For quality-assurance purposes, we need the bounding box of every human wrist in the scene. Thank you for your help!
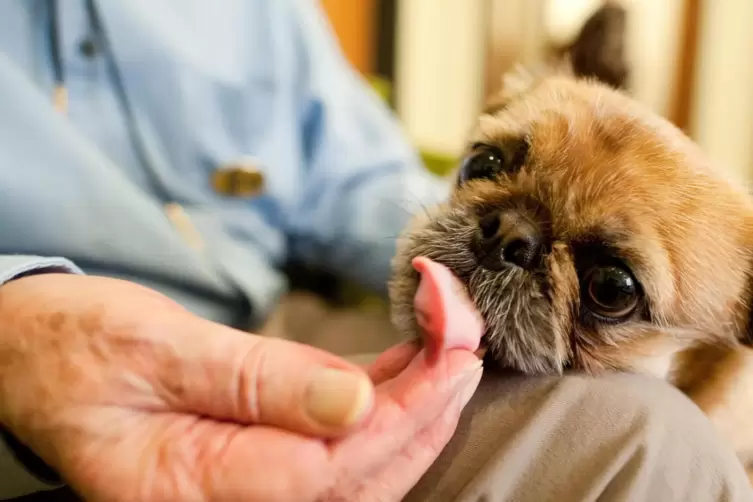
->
[0,271,76,427]
[0,259,82,488]
[0,323,63,487]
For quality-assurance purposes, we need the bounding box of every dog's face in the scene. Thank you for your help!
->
[390,73,753,378]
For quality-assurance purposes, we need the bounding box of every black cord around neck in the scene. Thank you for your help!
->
[46,0,64,87]
[46,0,172,201]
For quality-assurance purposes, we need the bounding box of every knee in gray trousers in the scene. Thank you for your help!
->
[407,371,753,502]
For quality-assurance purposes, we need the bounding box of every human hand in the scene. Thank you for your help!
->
[0,274,482,501]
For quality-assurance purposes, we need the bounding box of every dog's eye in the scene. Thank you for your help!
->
[458,141,527,184]
[582,265,639,320]
[459,147,505,183]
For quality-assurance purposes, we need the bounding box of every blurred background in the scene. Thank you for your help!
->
[321,0,753,184]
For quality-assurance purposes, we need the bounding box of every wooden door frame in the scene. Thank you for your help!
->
[669,0,701,131]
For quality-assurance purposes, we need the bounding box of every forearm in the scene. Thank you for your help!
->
[0,256,81,499]
[291,167,452,294]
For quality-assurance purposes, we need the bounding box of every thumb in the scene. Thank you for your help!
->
[146,317,375,438]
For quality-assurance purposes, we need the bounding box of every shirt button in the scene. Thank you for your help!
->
[212,160,266,197]
[78,37,99,59]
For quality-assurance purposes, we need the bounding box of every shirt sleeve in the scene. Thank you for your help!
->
[0,256,82,499]
[284,0,453,295]
[0,256,83,284]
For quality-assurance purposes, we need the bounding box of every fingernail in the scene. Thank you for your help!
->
[305,368,374,428]
[459,367,483,408]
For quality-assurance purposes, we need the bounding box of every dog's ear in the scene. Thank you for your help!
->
[483,61,574,116]
[568,1,629,89]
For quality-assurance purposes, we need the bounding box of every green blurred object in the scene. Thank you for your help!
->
[367,74,392,104]
[420,150,457,177]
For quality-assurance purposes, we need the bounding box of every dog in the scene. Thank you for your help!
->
[388,65,753,471]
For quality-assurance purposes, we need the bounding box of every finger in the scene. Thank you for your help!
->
[365,341,421,384]
[355,369,483,502]
[378,345,481,414]
[329,349,482,485]
[146,317,376,438]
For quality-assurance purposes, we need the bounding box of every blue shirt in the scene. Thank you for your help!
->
[0,0,451,497]
[0,0,450,330]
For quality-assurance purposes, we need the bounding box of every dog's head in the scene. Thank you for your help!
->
[389,71,753,378]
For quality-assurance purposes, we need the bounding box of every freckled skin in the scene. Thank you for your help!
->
[47,311,66,332]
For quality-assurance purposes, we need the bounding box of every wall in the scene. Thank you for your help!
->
[393,0,487,158]
[623,0,684,117]
[690,0,753,183]
[487,0,548,97]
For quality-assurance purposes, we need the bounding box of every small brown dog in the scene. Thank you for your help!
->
[388,66,753,471]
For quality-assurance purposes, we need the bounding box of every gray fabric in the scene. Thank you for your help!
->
[407,370,753,502]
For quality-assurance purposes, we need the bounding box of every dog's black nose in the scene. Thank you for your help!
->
[476,209,541,270]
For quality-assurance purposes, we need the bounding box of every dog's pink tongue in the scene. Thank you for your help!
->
[412,257,484,364]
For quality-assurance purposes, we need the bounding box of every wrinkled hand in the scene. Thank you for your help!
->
[0,274,482,501]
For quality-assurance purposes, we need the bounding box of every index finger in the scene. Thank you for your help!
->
[327,348,482,488]
[365,341,421,385]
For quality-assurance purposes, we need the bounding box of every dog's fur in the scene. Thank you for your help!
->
[388,66,753,469]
